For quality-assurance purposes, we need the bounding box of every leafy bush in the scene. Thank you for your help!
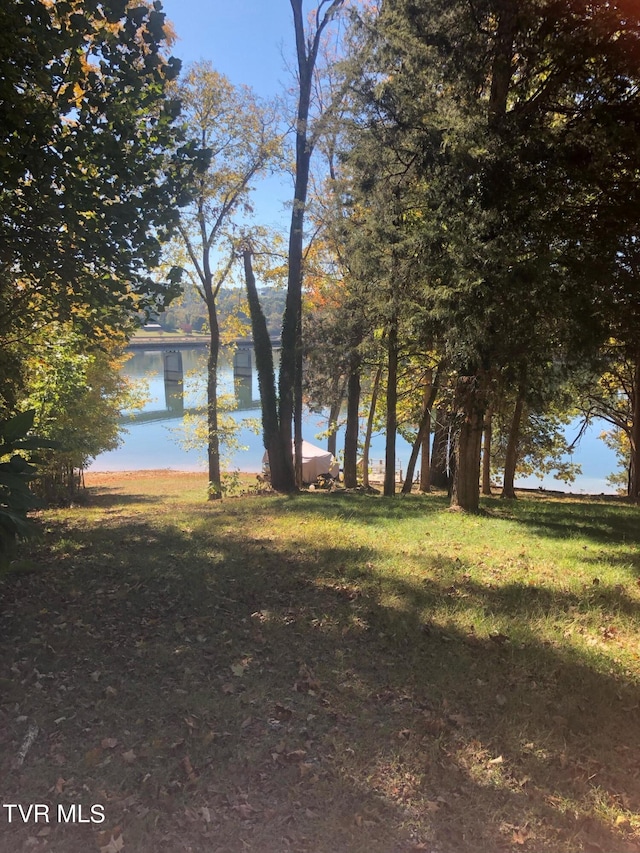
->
[0,410,47,563]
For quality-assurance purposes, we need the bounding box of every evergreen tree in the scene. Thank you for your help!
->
[346,0,640,509]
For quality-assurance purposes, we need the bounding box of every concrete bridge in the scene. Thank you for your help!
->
[127,335,281,351]
[121,344,265,424]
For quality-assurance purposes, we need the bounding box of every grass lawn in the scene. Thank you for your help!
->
[1,472,640,853]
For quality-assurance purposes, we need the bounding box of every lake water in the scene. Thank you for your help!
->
[89,345,620,495]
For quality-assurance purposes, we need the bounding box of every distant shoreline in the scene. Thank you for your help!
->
[83,469,623,500]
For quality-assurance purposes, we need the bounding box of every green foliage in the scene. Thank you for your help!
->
[23,323,141,503]
[0,410,53,563]
[0,0,205,412]
[493,408,582,485]
[337,0,640,505]
[601,427,630,494]
[175,390,252,489]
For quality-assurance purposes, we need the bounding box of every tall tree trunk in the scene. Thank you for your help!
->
[384,317,399,497]
[430,409,452,490]
[629,353,640,500]
[501,385,526,499]
[243,250,293,492]
[206,302,222,500]
[450,376,485,512]
[279,0,343,489]
[419,409,431,492]
[326,385,343,458]
[278,138,309,489]
[278,4,313,491]
[362,361,383,489]
[402,367,440,494]
[482,407,493,496]
[294,308,304,488]
[343,358,361,488]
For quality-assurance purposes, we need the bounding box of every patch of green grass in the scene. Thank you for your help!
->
[1,478,640,852]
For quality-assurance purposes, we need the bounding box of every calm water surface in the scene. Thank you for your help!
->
[89,345,619,494]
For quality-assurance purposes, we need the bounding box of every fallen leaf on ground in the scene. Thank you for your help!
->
[234,802,257,819]
[99,833,124,853]
[512,828,530,845]
[285,749,307,762]
[182,755,197,782]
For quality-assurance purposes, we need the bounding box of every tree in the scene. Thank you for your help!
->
[282,0,348,489]
[243,0,348,493]
[24,322,139,503]
[0,411,51,564]
[583,239,640,499]
[346,0,640,510]
[0,0,203,414]
[174,62,279,499]
[487,377,582,497]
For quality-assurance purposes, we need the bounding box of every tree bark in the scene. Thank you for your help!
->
[629,353,640,500]
[243,249,294,492]
[481,407,493,495]
[430,409,452,490]
[206,300,222,500]
[450,377,485,512]
[326,387,343,458]
[384,317,398,497]
[343,358,361,488]
[280,0,344,488]
[419,410,432,492]
[402,368,439,494]
[501,385,526,499]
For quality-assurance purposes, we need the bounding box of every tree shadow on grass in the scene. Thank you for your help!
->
[485,494,640,547]
[72,487,166,508]
[1,503,639,852]
[283,490,451,525]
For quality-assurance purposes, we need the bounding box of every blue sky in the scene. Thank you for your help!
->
[160,1,297,97]
[160,0,299,232]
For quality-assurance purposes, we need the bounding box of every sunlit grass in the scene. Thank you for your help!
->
[1,476,639,852]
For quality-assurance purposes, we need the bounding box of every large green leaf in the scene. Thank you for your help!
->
[0,410,35,446]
